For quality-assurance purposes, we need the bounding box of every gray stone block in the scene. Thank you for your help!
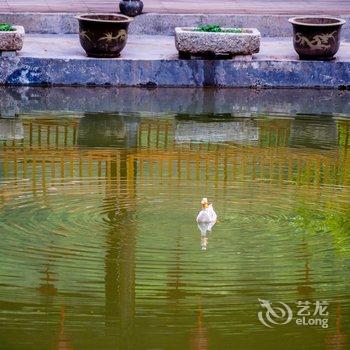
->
[0,34,349,89]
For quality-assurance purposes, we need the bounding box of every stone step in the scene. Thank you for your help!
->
[0,34,349,88]
[0,12,349,39]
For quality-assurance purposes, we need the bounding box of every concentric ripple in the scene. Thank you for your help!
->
[1,114,350,349]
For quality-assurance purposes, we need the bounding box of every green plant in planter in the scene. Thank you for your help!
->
[0,23,15,31]
[196,24,243,33]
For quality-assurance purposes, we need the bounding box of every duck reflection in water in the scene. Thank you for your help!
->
[197,221,216,251]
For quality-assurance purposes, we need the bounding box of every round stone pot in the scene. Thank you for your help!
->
[288,16,346,60]
[119,0,144,17]
[75,14,133,58]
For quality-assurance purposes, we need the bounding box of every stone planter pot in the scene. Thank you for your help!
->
[75,14,133,58]
[119,0,143,17]
[175,27,260,58]
[288,16,346,60]
[0,26,25,52]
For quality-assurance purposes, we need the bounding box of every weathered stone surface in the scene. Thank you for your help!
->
[0,13,78,35]
[0,34,349,88]
[175,27,260,56]
[0,26,24,51]
[0,12,349,39]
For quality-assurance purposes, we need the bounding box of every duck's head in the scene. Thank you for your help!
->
[201,197,209,209]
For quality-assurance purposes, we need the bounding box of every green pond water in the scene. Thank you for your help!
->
[0,110,350,349]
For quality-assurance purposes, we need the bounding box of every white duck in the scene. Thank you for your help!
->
[196,198,217,223]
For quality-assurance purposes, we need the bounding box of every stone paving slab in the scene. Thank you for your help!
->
[0,0,349,14]
[0,34,349,88]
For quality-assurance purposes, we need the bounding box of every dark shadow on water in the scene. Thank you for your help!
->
[77,114,139,148]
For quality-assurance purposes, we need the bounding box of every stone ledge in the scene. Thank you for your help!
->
[0,12,350,39]
[0,34,349,88]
